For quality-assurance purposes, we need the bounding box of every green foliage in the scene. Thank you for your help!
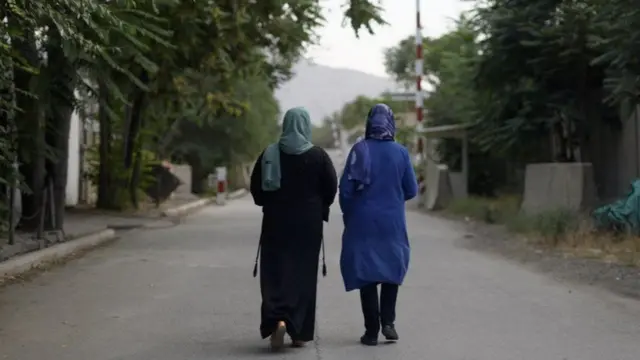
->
[395,124,416,148]
[312,118,338,149]
[472,0,607,159]
[338,95,378,130]
[446,196,579,240]
[590,0,640,117]
[384,18,501,193]
[85,142,158,210]
[382,1,640,195]
[335,95,409,131]
[382,37,415,87]
[447,196,521,224]
[0,0,388,231]
[165,74,281,173]
[383,15,479,128]
[526,209,580,241]
[343,0,387,37]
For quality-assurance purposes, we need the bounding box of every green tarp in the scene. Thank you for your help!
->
[593,179,640,234]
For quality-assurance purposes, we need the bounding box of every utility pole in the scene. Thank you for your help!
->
[330,117,349,167]
[415,0,427,202]
[415,0,424,154]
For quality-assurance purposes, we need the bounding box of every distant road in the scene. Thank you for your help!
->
[325,148,346,175]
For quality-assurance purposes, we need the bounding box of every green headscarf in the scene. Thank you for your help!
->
[261,107,314,191]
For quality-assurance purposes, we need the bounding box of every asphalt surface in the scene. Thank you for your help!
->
[1,198,640,360]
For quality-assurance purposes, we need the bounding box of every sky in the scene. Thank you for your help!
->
[306,0,475,77]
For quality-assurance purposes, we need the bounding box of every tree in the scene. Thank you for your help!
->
[383,14,523,195]
[312,117,339,149]
[165,74,281,193]
[92,0,389,207]
[3,0,170,230]
[471,0,619,162]
[382,0,640,196]
[336,95,409,131]
[383,37,415,88]
[590,0,640,116]
[0,0,388,235]
[384,15,480,127]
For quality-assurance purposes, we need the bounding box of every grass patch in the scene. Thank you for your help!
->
[445,196,640,266]
[447,195,521,224]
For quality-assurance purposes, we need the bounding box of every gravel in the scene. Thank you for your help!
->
[454,218,640,300]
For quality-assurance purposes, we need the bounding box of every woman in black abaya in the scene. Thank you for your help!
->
[250,107,337,350]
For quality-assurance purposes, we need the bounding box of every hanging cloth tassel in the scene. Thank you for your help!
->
[321,236,327,277]
[253,237,327,277]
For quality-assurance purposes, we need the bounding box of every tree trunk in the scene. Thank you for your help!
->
[43,27,77,230]
[124,72,149,209]
[553,121,569,162]
[123,71,148,169]
[0,14,14,231]
[188,154,207,195]
[11,26,45,231]
[129,131,144,209]
[96,78,117,209]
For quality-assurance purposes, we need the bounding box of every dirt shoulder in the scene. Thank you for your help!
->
[440,214,640,301]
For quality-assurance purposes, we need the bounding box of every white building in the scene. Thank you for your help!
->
[65,96,98,207]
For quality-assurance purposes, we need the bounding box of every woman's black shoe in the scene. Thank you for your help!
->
[360,334,378,346]
[381,325,399,341]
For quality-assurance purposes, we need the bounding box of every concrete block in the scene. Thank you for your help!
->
[426,164,454,211]
[521,162,598,214]
[171,164,197,201]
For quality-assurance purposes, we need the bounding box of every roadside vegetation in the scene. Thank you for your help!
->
[446,196,640,267]
[0,0,386,239]
[343,0,640,267]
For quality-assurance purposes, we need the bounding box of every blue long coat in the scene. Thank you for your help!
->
[339,140,418,291]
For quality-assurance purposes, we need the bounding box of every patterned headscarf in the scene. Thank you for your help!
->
[345,104,395,189]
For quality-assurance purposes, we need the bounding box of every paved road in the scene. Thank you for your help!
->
[1,198,640,360]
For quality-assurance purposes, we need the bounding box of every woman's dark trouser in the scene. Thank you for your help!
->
[359,283,399,336]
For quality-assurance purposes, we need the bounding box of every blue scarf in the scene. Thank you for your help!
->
[346,104,396,189]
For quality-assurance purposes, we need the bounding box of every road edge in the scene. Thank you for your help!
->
[162,198,213,217]
[0,190,249,284]
[161,189,248,217]
[228,189,248,200]
[0,228,117,281]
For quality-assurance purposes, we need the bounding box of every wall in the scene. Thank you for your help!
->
[398,111,418,127]
[65,111,81,206]
[588,108,640,203]
[171,164,197,201]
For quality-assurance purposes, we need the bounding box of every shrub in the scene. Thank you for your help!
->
[85,143,160,209]
[531,209,579,242]
[445,195,640,265]
[447,195,520,224]
[446,196,580,241]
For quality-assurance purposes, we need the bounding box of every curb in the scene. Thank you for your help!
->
[161,190,248,217]
[161,198,213,217]
[228,189,248,200]
[0,229,117,280]
[0,191,247,281]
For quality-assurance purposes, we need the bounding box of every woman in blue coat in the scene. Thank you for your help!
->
[339,104,418,346]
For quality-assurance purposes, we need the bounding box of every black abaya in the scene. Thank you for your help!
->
[250,146,337,341]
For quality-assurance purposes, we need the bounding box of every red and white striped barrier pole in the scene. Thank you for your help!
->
[216,166,227,205]
[415,0,426,194]
[415,0,423,134]
[330,120,341,151]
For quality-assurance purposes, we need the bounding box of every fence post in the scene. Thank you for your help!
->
[215,166,227,205]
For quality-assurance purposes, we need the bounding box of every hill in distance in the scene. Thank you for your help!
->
[275,60,397,125]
